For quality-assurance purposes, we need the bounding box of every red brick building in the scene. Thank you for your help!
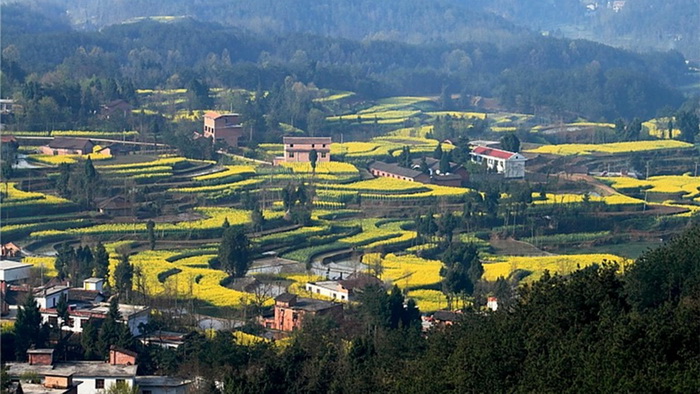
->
[271,293,343,332]
[203,111,243,147]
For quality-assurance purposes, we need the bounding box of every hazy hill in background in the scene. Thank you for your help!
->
[0,0,692,120]
[7,0,699,59]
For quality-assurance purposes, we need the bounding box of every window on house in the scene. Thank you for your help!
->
[289,152,294,158]
[321,152,326,158]
[95,379,105,389]
[48,316,58,327]
[341,295,345,300]
[322,144,326,147]
[311,144,315,148]
[116,379,125,384]
[289,144,294,148]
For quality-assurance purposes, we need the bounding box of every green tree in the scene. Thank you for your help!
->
[439,152,450,174]
[114,252,134,299]
[676,110,699,143]
[218,226,251,278]
[250,204,265,232]
[500,132,520,152]
[93,241,109,279]
[146,220,156,251]
[56,293,69,326]
[419,156,429,174]
[14,292,46,359]
[105,381,140,394]
[433,143,443,160]
[309,148,318,173]
[98,298,133,358]
[81,320,101,360]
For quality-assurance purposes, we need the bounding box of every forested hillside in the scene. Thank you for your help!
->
[1,4,689,121]
[12,0,700,58]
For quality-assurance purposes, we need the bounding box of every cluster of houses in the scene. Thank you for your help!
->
[0,260,190,394]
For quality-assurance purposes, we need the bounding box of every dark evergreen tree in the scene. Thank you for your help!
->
[218,226,251,278]
[93,241,110,279]
[500,132,520,152]
[114,252,134,299]
[14,292,46,360]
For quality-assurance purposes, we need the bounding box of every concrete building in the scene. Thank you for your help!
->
[203,111,243,147]
[8,348,139,394]
[1,99,16,114]
[305,273,383,302]
[305,281,350,301]
[280,136,331,163]
[270,293,343,332]
[368,161,429,183]
[35,285,70,309]
[0,260,32,282]
[40,138,94,156]
[470,146,527,178]
[40,301,150,336]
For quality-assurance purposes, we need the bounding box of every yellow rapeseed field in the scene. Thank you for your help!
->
[526,140,693,156]
[482,254,624,282]
[601,175,700,201]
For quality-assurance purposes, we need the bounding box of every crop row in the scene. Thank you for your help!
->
[526,140,693,156]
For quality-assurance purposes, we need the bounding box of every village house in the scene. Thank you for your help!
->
[369,160,468,186]
[203,111,244,147]
[469,145,527,178]
[411,157,469,186]
[40,138,94,156]
[368,161,429,183]
[0,260,32,316]
[7,347,190,394]
[40,299,150,336]
[305,272,383,302]
[96,195,132,217]
[100,99,132,119]
[277,136,332,164]
[268,293,343,332]
[1,242,22,258]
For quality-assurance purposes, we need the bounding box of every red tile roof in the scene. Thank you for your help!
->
[472,146,517,160]
[204,111,222,119]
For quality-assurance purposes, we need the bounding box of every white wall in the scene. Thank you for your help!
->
[305,283,349,301]
[36,290,68,309]
[0,266,30,282]
[73,376,135,394]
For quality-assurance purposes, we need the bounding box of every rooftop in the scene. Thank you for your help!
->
[471,146,524,160]
[290,297,341,313]
[308,281,347,293]
[204,111,240,119]
[46,138,93,150]
[0,260,32,271]
[7,361,137,378]
[83,278,104,283]
[135,376,191,387]
[369,161,424,179]
[35,286,69,297]
[283,136,332,144]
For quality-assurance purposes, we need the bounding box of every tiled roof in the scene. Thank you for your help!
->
[47,138,93,150]
[369,161,424,179]
[472,146,517,160]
